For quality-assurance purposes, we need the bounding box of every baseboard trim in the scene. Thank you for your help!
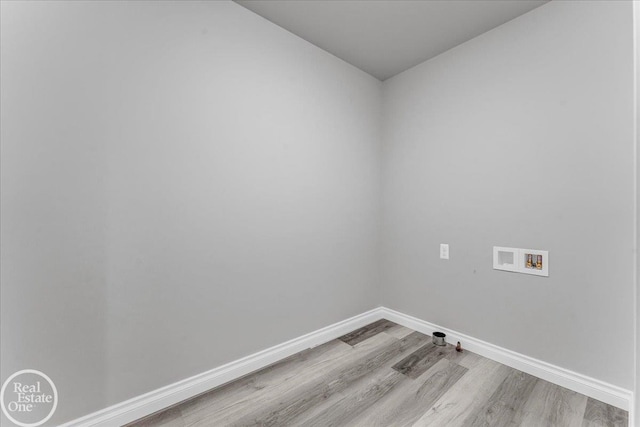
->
[59,307,385,427]
[61,306,633,426]
[380,307,633,412]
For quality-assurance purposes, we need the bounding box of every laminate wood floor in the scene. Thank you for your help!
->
[128,321,628,427]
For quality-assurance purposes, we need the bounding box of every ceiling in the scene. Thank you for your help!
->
[236,0,548,81]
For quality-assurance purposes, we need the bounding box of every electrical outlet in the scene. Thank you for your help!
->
[440,244,449,260]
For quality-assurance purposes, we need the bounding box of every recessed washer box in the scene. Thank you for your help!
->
[493,246,549,277]
[520,248,549,277]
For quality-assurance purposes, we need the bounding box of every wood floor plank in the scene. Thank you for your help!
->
[296,369,407,427]
[223,332,428,427]
[291,330,433,426]
[182,333,396,426]
[351,358,468,427]
[338,319,397,346]
[386,324,415,339]
[129,341,348,427]
[464,369,538,427]
[412,358,511,427]
[176,339,351,419]
[392,342,440,377]
[180,339,357,426]
[582,397,628,427]
[125,406,184,427]
[392,341,463,379]
[516,381,588,427]
[456,350,483,369]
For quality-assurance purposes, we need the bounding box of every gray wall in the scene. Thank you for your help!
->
[0,1,111,423]
[381,0,635,389]
[0,1,382,424]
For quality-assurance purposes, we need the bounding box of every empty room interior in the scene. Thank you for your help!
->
[1,0,640,426]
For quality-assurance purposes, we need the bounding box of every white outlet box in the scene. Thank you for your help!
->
[440,244,449,260]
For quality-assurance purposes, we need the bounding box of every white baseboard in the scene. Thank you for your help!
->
[380,307,633,412]
[59,308,385,427]
[61,306,633,426]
